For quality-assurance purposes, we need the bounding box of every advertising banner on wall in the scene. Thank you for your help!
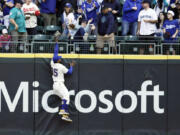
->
[0,55,179,135]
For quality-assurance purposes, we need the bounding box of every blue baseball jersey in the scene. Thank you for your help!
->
[81,0,100,24]
[163,19,179,36]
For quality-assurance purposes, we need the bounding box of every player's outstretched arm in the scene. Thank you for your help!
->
[54,43,59,56]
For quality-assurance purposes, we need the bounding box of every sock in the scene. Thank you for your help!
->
[60,99,68,112]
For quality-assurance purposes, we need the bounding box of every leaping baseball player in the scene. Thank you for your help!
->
[51,43,75,122]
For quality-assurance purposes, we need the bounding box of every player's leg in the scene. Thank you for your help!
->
[53,82,72,122]
[58,83,70,115]
[53,82,67,114]
[58,83,72,122]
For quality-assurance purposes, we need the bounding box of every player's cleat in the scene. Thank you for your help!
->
[61,115,73,122]
[59,109,69,115]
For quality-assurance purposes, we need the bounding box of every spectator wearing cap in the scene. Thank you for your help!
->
[96,6,115,54]
[0,29,12,52]
[122,0,142,36]
[101,0,121,34]
[81,0,100,24]
[22,0,40,35]
[163,10,179,42]
[62,0,78,12]
[40,0,57,26]
[137,0,158,37]
[9,0,27,42]
[62,3,76,37]
[2,0,14,28]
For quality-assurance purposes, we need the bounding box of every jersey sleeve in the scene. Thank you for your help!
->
[62,65,69,74]
[9,9,17,19]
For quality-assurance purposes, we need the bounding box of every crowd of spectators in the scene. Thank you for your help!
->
[0,0,180,53]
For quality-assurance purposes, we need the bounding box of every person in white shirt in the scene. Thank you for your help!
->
[137,0,158,37]
[22,0,40,35]
[51,43,75,122]
[62,3,76,36]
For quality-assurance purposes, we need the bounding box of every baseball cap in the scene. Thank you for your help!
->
[53,55,62,63]
[14,0,23,4]
[142,0,151,5]
[65,3,72,8]
[168,10,175,16]
[2,29,8,34]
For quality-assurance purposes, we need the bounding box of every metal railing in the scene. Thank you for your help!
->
[0,36,179,54]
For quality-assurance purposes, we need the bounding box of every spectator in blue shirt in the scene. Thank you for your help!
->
[2,0,14,28]
[40,0,57,26]
[163,10,179,42]
[122,0,142,36]
[81,0,100,24]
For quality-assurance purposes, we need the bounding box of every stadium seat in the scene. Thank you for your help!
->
[32,34,50,41]
[36,26,44,34]
[32,34,51,53]
[44,25,61,35]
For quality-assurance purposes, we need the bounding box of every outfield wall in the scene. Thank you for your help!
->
[0,54,180,135]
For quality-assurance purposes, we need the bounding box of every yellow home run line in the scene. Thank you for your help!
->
[0,54,180,60]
